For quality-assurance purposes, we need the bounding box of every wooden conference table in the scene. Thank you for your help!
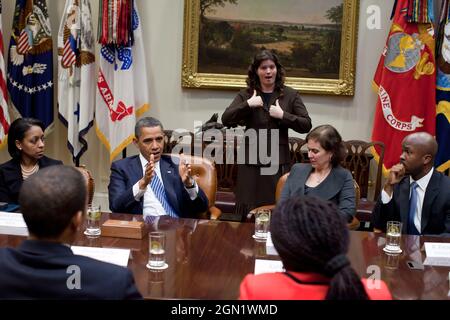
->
[1,212,449,300]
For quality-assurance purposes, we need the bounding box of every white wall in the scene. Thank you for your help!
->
[0,0,395,209]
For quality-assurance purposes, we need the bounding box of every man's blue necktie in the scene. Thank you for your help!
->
[408,182,420,235]
[149,173,178,218]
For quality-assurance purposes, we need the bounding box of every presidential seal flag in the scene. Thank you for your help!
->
[96,0,149,161]
[7,0,54,131]
[436,0,450,172]
[371,0,436,173]
[0,0,10,149]
[58,0,95,163]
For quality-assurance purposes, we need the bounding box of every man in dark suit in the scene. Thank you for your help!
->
[372,132,450,236]
[108,117,208,218]
[0,166,142,299]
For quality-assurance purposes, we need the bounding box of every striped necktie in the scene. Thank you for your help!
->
[407,182,420,235]
[149,173,178,218]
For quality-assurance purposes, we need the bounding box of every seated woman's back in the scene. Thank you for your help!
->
[239,196,392,300]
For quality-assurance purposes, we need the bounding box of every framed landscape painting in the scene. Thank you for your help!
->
[182,0,359,95]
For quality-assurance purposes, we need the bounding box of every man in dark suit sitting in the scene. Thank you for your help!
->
[108,117,208,219]
[372,132,450,236]
[0,165,142,299]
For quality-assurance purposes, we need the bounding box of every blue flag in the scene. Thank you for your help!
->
[436,0,450,172]
[7,0,53,130]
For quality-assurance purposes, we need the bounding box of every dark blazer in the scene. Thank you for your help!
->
[372,170,450,235]
[0,240,142,299]
[0,156,63,203]
[280,163,356,222]
[239,272,392,300]
[108,154,209,216]
[221,86,312,165]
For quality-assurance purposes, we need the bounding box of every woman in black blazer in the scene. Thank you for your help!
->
[0,118,63,203]
[280,125,355,222]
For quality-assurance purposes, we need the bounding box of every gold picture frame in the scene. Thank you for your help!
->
[182,0,359,96]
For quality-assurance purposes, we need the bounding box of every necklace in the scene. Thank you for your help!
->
[21,163,39,179]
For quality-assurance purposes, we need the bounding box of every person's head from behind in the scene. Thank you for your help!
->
[19,166,87,243]
[306,124,345,169]
[134,117,165,163]
[247,50,285,92]
[271,196,369,300]
[8,118,46,162]
[400,132,437,180]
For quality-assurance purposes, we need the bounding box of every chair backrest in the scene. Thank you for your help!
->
[75,166,95,205]
[275,173,290,201]
[342,140,385,201]
[288,137,307,167]
[165,154,217,209]
[163,130,195,155]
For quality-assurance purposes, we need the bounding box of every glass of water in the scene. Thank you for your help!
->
[254,209,271,240]
[147,232,168,270]
[84,204,101,237]
[384,221,402,254]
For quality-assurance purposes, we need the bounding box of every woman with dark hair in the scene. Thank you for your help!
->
[0,118,63,203]
[280,124,355,222]
[240,196,392,300]
[222,50,312,220]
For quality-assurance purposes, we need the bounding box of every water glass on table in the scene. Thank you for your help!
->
[84,204,101,237]
[147,231,168,270]
[253,209,271,240]
[384,221,402,254]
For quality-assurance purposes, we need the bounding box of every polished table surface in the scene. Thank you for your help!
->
[1,212,450,300]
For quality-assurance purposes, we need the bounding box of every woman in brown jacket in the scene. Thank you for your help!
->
[222,50,312,219]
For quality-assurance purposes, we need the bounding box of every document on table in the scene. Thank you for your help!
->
[0,212,29,236]
[265,232,279,256]
[423,242,450,267]
[71,246,130,267]
[254,259,284,275]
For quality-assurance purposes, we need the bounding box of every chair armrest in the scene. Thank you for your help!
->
[209,206,222,220]
[347,216,360,230]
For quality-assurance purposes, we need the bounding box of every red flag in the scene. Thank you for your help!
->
[372,0,436,174]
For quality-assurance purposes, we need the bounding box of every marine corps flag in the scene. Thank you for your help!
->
[58,0,95,164]
[436,0,450,172]
[372,0,436,173]
[7,0,54,130]
[95,0,149,161]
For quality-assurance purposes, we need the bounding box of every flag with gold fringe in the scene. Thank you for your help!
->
[95,0,149,161]
[371,0,436,174]
[58,0,95,164]
[436,0,450,172]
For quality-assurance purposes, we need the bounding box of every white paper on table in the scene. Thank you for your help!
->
[423,242,450,267]
[71,246,130,267]
[0,212,29,236]
[265,232,279,256]
[254,259,284,275]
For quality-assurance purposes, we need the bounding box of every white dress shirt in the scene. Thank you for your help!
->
[132,154,199,219]
[381,168,434,232]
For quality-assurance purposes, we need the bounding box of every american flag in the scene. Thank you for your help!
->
[0,0,10,149]
[17,29,30,55]
[62,37,76,68]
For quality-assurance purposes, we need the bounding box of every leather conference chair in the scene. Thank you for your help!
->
[249,173,360,230]
[75,165,95,205]
[166,154,221,220]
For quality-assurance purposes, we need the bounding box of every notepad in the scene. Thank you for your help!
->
[254,259,284,275]
[423,242,450,267]
[71,246,130,267]
[0,212,29,236]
